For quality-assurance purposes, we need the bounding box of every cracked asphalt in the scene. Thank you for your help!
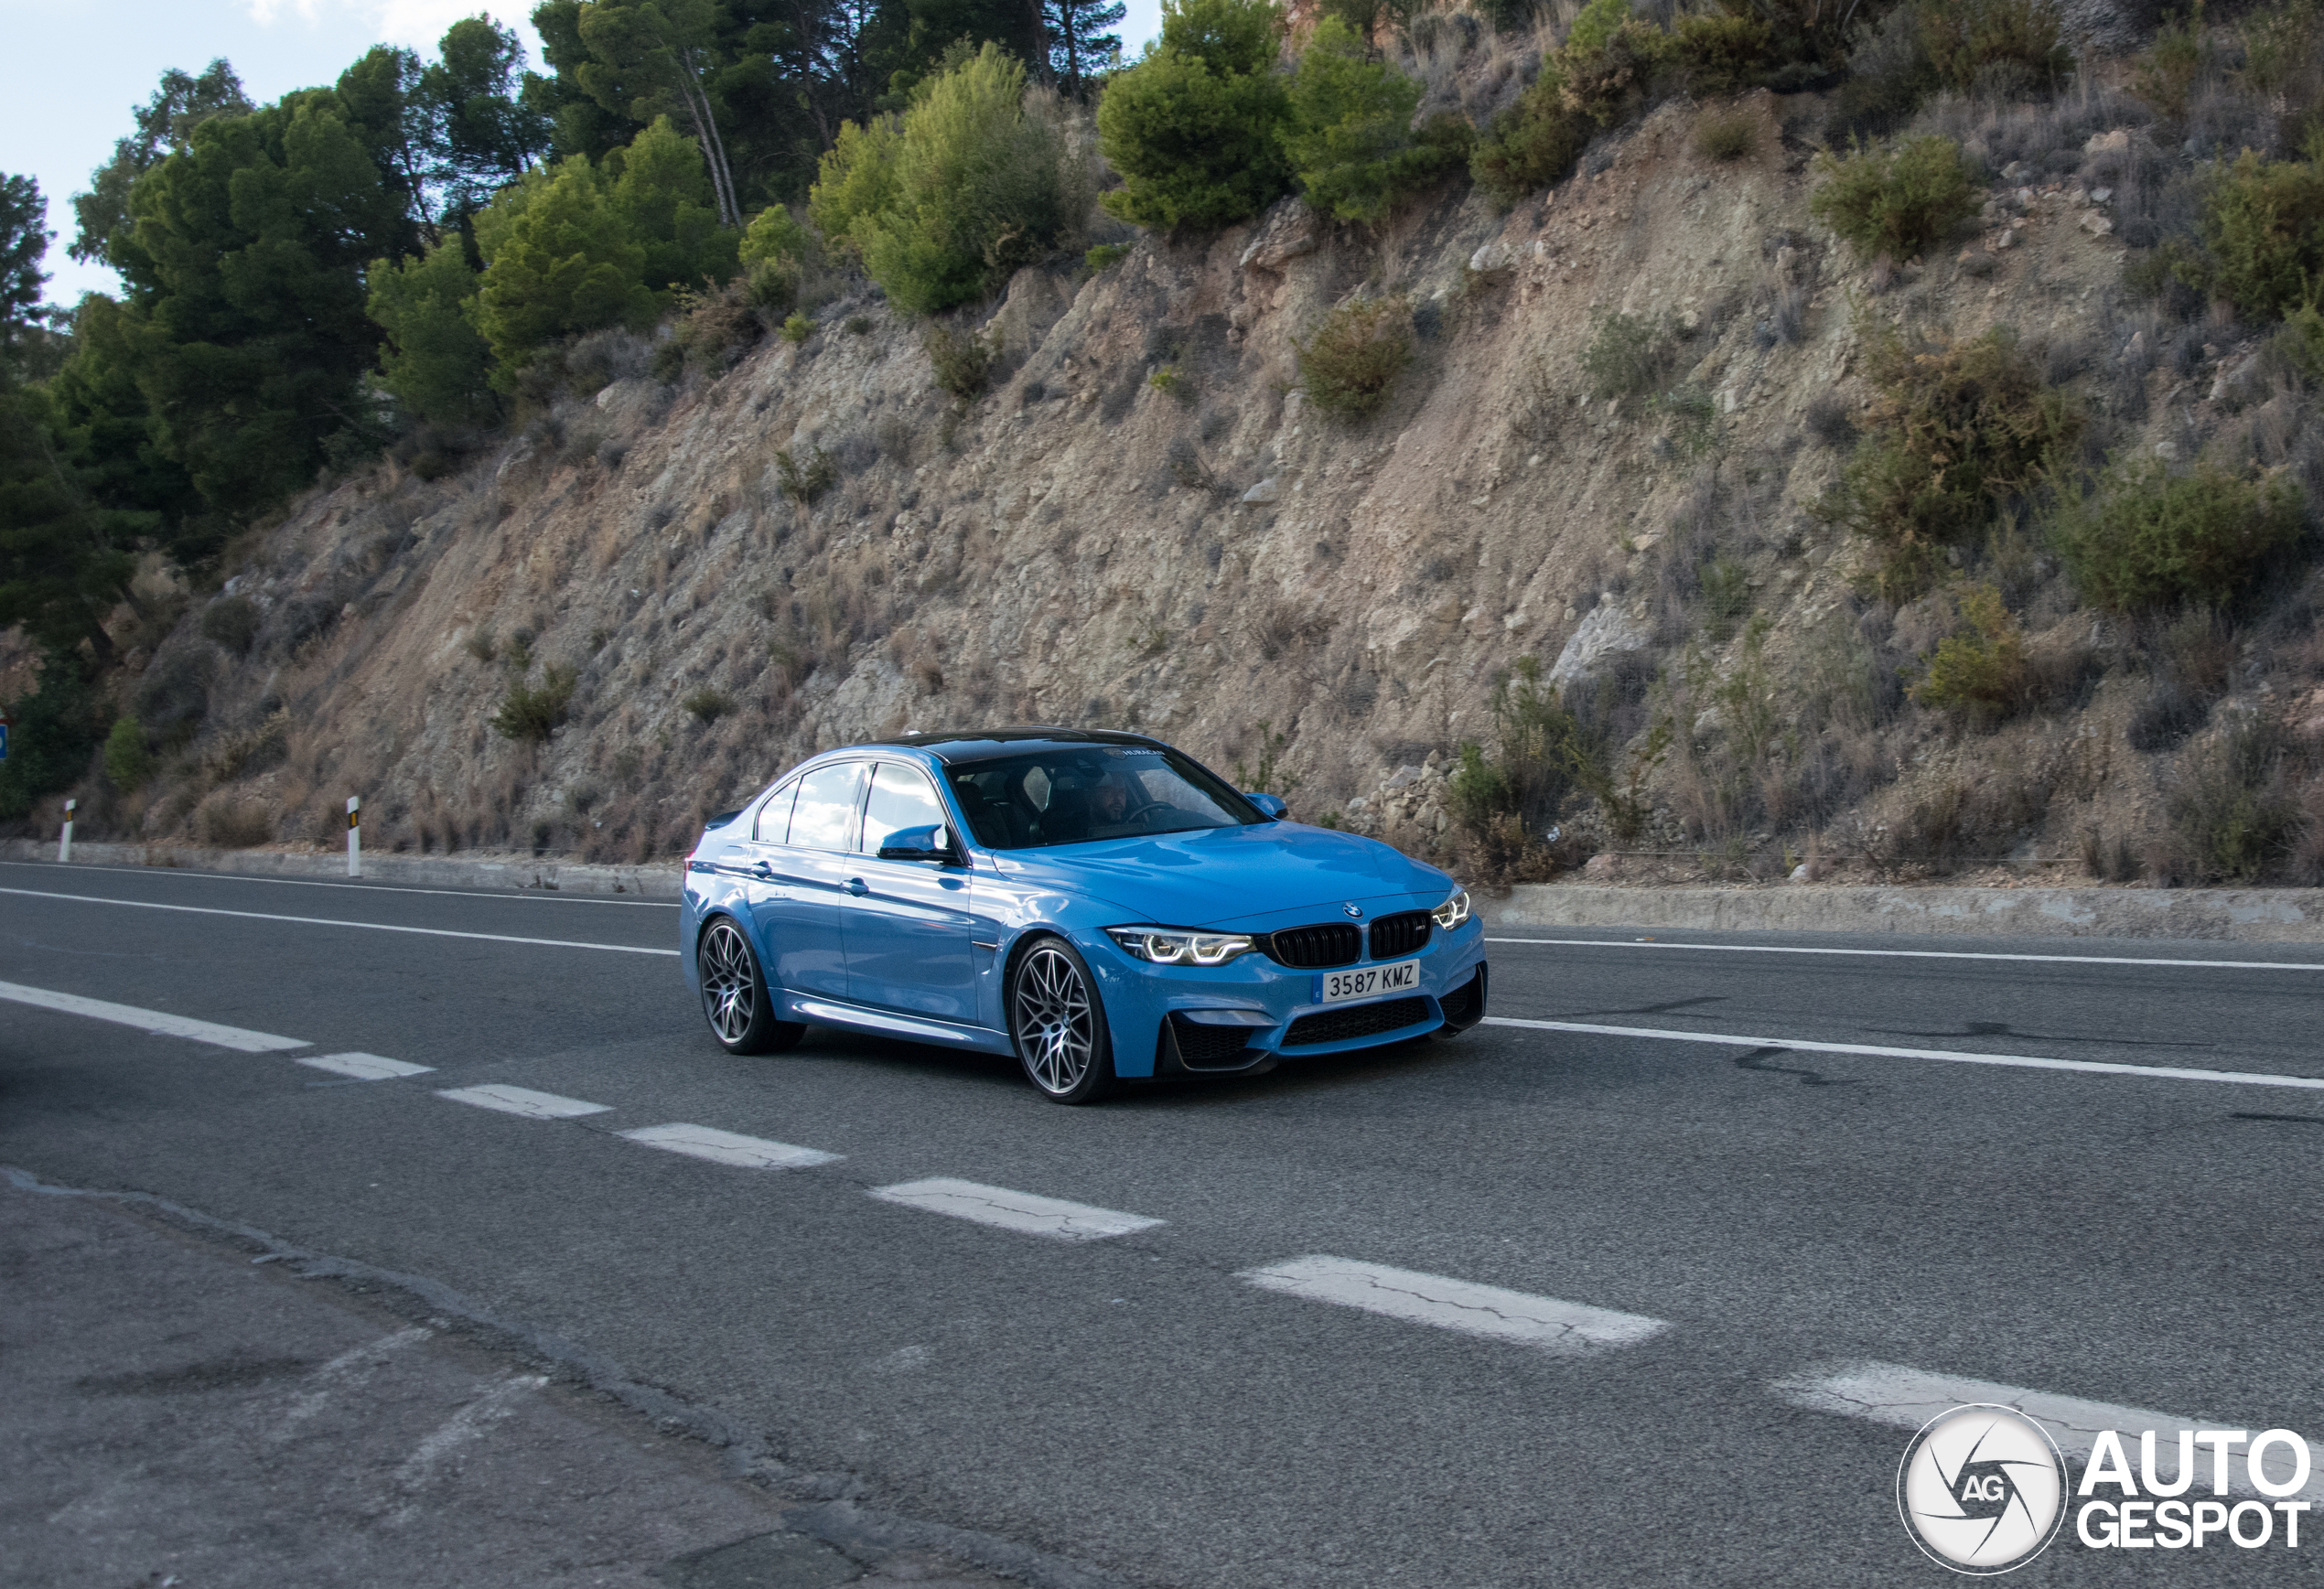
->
[5,858,2322,1585]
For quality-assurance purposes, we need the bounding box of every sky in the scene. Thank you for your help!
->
[1,0,1165,308]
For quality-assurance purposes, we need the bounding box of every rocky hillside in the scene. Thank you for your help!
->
[18,56,2324,888]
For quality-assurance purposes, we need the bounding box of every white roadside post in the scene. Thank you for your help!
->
[346,795,361,878]
[58,798,75,864]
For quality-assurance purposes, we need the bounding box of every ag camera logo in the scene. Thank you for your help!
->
[1897,1405,2067,1574]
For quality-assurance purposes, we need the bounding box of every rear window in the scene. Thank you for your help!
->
[945,746,1259,851]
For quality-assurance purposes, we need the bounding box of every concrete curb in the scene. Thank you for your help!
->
[0,839,682,898]
[1489,883,2324,941]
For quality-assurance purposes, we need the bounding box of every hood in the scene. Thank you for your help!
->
[990,821,1450,928]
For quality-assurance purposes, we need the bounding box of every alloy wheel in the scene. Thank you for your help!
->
[699,920,759,1045]
[1014,944,1095,1095]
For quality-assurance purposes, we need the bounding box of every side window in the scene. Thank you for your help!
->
[753,778,800,843]
[788,762,868,853]
[862,763,948,854]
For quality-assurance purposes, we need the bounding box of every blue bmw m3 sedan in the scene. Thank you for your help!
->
[680,728,1488,1102]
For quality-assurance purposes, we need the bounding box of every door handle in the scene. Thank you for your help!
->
[751,861,773,878]
[844,877,869,896]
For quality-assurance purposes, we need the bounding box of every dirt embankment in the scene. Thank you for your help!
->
[27,84,2316,886]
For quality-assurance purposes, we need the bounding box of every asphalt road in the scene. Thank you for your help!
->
[5,857,2323,1585]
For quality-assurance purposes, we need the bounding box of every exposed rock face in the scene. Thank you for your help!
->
[93,92,2195,867]
[1238,199,1320,273]
[1549,605,1651,689]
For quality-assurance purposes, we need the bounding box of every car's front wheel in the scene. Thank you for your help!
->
[1007,937,1115,1103]
[696,918,805,1055]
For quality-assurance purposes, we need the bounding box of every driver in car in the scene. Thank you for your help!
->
[1091,770,1136,828]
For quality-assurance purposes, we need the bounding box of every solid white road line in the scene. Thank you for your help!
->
[1486,1015,2324,1092]
[1485,936,2324,972]
[1240,1255,1672,1354]
[617,1123,841,1169]
[298,1052,436,1080]
[0,859,676,907]
[436,1084,611,1119]
[870,1177,1163,1240]
[1774,1360,2323,1499]
[0,979,308,1053]
[0,886,679,957]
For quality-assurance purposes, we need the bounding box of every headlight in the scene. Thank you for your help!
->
[1104,926,1257,966]
[1431,888,1472,930]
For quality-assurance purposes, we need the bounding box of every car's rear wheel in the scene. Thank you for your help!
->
[1008,937,1115,1103]
[697,918,804,1055]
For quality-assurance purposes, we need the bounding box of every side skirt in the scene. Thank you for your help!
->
[786,996,1014,1056]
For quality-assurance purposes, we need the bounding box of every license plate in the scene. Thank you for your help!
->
[1318,960,1421,1004]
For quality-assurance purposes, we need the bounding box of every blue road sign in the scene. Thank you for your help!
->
[0,721,9,762]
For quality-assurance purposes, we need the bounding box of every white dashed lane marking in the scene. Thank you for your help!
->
[1485,936,2324,972]
[1487,1016,2324,1092]
[1240,1255,1672,1354]
[0,979,309,1052]
[0,886,679,956]
[618,1123,841,1169]
[870,1177,1163,1240]
[299,1052,435,1080]
[1774,1360,2323,1499]
[436,1084,611,1120]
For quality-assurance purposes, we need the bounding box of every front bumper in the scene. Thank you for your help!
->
[1086,918,1490,1079]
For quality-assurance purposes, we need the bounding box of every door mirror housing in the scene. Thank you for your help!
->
[876,823,958,863]
[1244,792,1287,821]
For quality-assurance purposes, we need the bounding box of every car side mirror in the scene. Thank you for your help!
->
[1245,792,1287,821]
[877,823,959,863]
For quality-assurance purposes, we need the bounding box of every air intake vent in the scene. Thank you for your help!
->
[1367,910,1432,960]
[1167,1014,1257,1069]
[1265,923,1361,970]
[1282,996,1431,1047]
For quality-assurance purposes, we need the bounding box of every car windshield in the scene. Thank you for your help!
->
[944,746,1260,851]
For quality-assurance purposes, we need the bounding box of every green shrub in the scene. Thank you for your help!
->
[491,665,577,743]
[1470,77,1585,205]
[739,204,813,311]
[366,239,498,427]
[1693,107,1757,162]
[780,313,816,346]
[1581,308,1674,399]
[1285,18,1466,223]
[1910,584,2027,717]
[1671,12,1771,94]
[924,324,997,403]
[1818,326,2082,600]
[1699,554,1751,637]
[471,156,656,387]
[1546,0,1673,126]
[2167,712,2307,883]
[1810,135,1981,260]
[1917,0,2071,96]
[1295,296,1415,419]
[2195,132,2324,320]
[2131,7,2207,121]
[845,316,873,335]
[1098,0,1294,231]
[811,45,1083,315]
[683,688,734,723]
[0,660,102,821]
[606,117,741,297]
[1081,242,1132,276]
[102,715,153,790]
[774,446,837,505]
[2050,456,2305,612]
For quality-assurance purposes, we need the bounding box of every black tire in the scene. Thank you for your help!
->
[1006,936,1116,1103]
[696,917,805,1056]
